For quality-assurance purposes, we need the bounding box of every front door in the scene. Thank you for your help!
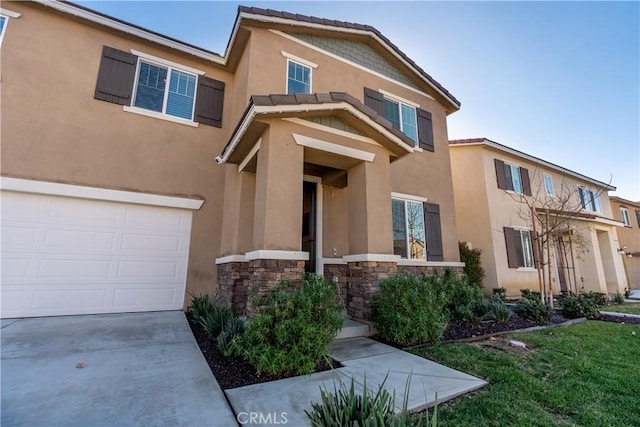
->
[302,181,317,273]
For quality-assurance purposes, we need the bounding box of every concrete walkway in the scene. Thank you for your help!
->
[1,311,237,427]
[225,337,487,426]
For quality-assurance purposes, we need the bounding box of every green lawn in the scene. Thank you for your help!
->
[413,321,640,426]
[603,302,640,315]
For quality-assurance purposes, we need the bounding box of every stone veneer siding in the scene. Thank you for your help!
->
[244,259,306,318]
[346,261,397,321]
[216,262,249,315]
[323,263,349,306]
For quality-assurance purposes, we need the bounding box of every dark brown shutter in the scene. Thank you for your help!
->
[578,187,586,208]
[635,209,640,228]
[364,87,384,116]
[94,46,137,105]
[503,227,519,268]
[194,76,225,127]
[531,230,539,267]
[417,108,434,152]
[520,167,532,196]
[495,159,507,190]
[424,202,443,261]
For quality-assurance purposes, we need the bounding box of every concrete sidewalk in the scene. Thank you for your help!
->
[225,337,487,426]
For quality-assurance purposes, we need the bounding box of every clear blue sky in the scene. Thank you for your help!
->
[78,1,640,201]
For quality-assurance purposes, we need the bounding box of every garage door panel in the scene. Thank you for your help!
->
[1,191,192,318]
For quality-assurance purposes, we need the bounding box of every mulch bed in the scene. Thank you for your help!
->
[441,314,546,342]
[186,314,340,390]
[596,313,640,325]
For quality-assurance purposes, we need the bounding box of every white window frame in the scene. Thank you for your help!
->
[382,93,418,146]
[621,207,631,226]
[286,59,312,94]
[503,162,523,194]
[579,186,601,213]
[392,197,426,260]
[519,230,535,269]
[0,15,9,46]
[128,55,199,123]
[543,174,554,196]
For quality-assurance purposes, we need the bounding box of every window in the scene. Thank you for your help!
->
[392,199,426,259]
[383,97,418,144]
[132,60,197,120]
[494,159,531,195]
[287,60,311,94]
[579,187,601,213]
[504,227,535,269]
[621,207,631,226]
[636,210,640,228]
[0,15,8,45]
[544,175,554,195]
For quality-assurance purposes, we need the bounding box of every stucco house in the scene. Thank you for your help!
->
[1,1,464,320]
[449,138,628,298]
[609,196,640,289]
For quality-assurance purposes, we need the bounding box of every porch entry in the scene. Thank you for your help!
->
[302,180,317,273]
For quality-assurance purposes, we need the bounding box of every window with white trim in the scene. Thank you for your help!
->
[287,60,311,94]
[392,198,426,259]
[383,97,418,145]
[132,60,197,120]
[579,187,601,213]
[544,174,554,195]
[620,207,631,226]
[0,15,8,46]
[504,227,535,269]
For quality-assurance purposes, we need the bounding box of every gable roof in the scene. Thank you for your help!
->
[221,92,415,163]
[450,138,616,191]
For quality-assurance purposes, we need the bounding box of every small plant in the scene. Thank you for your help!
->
[613,292,625,305]
[306,375,438,427]
[582,291,607,307]
[198,305,234,340]
[561,294,600,319]
[188,293,215,323]
[234,274,344,376]
[427,271,484,324]
[373,274,449,346]
[483,297,513,324]
[459,242,485,288]
[492,287,507,302]
[217,316,246,357]
[514,298,554,323]
[520,289,542,302]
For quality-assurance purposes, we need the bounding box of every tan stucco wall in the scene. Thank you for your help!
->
[610,198,640,288]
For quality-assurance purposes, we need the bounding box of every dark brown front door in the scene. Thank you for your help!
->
[302,181,317,273]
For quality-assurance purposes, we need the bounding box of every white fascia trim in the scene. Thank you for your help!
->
[517,267,538,272]
[123,106,199,127]
[215,255,247,264]
[245,250,309,261]
[396,259,465,267]
[130,49,206,75]
[0,177,204,210]
[32,0,224,64]
[322,257,347,265]
[283,118,380,146]
[268,28,457,108]
[293,133,375,162]
[378,89,422,108]
[342,254,401,263]
[281,51,318,68]
[391,192,428,203]
[239,138,261,172]
[0,8,21,18]
[594,217,626,227]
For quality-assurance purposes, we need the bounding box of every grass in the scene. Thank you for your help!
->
[412,321,640,426]
[602,302,640,315]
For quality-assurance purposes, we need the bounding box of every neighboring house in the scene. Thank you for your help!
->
[609,196,640,288]
[450,138,628,298]
[1,1,463,320]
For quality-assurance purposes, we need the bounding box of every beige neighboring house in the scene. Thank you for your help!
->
[1,1,464,320]
[450,138,628,298]
[609,196,640,289]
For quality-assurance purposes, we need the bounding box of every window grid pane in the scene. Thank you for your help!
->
[0,16,6,34]
[511,165,522,194]
[383,99,400,130]
[591,191,601,212]
[134,62,167,113]
[621,208,630,226]
[287,61,311,94]
[544,175,553,195]
[401,104,418,144]
[521,230,534,268]
[392,200,407,257]
[406,201,426,260]
[166,69,196,119]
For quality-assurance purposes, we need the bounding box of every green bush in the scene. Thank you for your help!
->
[613,292,625,305]
[560,294,600,319]
[459,242,485,288]
[483,297,513,324]
[492,287,507,302]
[373,275,449,346]
[188,293,215,323]
[217,316,246,357]
[306,376,437,427]
[427,271,484,325]
[582,291,607,307]
[234,274,344,376]
[199,305,234,340]
[514,298,554,323]
[520,289,542,302]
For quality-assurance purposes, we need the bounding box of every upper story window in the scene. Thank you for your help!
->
[620,207,631,226]
[494,159,531,196]
[94,46,225,128]
[579,187,601,213]
[133,60,197,120]
[287,60,311,94]
[544,174,554,195]
[383,97,418,144]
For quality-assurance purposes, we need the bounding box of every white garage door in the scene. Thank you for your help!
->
[1,191,194,318]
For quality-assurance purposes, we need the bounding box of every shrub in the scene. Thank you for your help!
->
[217,316,246,357]
[483,297,513,324]
[582,291,607,307]
[188,293,215,323]
[520,289,542,302]
[492,287,507,302]
[199,305,234,340]
[561,294,600,319]
[373,275,449,346]
[459,242,485,288]
[234,274,344,376]
[306,376,438,427]
[514,298,554,323]
[427,272,484,325]
[613,292,625,305]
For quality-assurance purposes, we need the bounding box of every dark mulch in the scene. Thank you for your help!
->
[186,314,341,390]
[596,313,640,325]
[441,314,546,342]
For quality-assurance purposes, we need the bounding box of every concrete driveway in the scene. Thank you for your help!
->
[1,311,237,427]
